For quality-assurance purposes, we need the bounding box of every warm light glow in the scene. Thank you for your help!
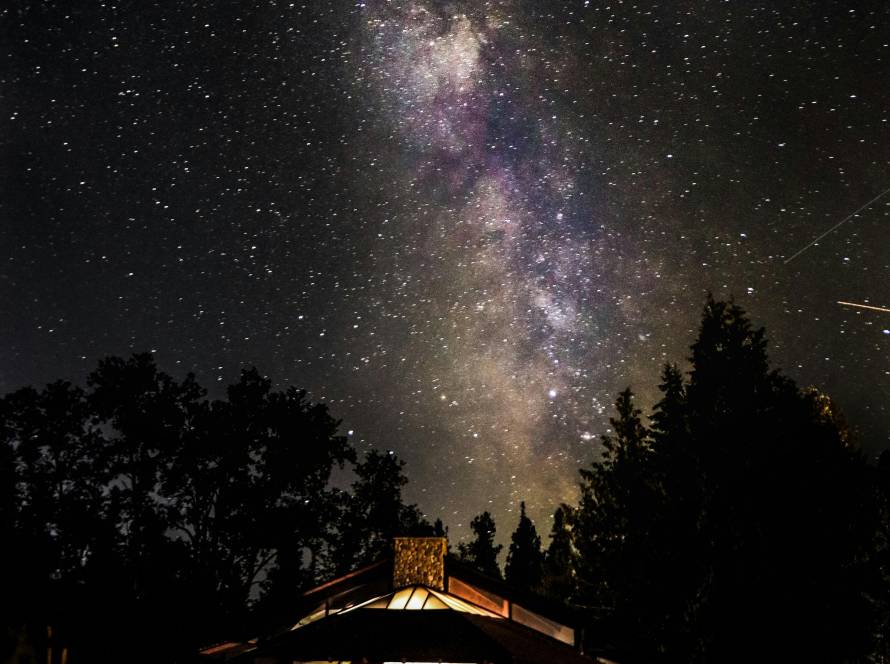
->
[288,579,575,646]
[290,607,326,630]
[406,586,429,609]
[426,588,501,617]
[387,587,414,610]
[512,603,575,646]
[448,576,509,617]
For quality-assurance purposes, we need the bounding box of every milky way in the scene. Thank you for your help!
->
[3,0,889,541]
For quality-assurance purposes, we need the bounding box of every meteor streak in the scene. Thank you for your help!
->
[837,301,890,315]
[784,186,890,264]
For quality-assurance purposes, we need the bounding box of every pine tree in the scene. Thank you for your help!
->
[332,449,431,574]
[542,504,576,600]
[505,501,544,593]
[574,388,655,605]
[573,387,664,659]
[571,297,878,662]
[458,511,503,579]
[650,363,686,445]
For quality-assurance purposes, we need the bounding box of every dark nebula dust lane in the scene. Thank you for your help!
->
[2,0,889,538]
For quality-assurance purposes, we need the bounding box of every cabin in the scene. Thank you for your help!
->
[200,536,617,664]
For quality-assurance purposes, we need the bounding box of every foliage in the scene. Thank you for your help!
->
[0,354,426,663]
[872,451,890,661]
[505,501,545,593]
[458,511,504,580]
[3,296,888,663]
[541,504,576,600]
[330,449,433,574]
[572,297,879,662]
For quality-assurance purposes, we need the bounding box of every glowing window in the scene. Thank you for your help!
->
[427,589,502,617]
[421,594,448,609]
[291,607,325,630]
[388,587,414,610]
[405,587,429,609]
[511,603,575,646]
[447,576,510,617]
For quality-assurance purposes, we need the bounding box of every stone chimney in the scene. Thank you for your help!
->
[392,537,447,591]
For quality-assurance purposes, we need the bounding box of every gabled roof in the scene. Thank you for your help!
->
[248,604,596,664]
[201,537,602,663]
[346,583,503,615]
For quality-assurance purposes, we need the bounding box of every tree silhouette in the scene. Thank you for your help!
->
[505,501,544,593]
[458,511,503,580]
[86,354,205,654]
[330,449,432,575]
[1,354,424,663]
[433,517,448,538]
[871,450,890,660]
[573,387,665,656]
[541,504,576,601]
[162,367,354,638]
[572,297,878,661]
[2,299,884,663]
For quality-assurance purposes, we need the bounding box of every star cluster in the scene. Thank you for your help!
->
[2,0,889,538]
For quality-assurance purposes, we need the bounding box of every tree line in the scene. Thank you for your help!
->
[1,355,441,662]
[3,298,890,663]
[462,298,890,663]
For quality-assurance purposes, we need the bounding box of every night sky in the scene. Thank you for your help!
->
[3,1,889,540]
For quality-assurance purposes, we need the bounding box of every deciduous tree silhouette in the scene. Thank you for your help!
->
[163,367,353,638]
[1,381,114,659]
[0,354,426,663]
